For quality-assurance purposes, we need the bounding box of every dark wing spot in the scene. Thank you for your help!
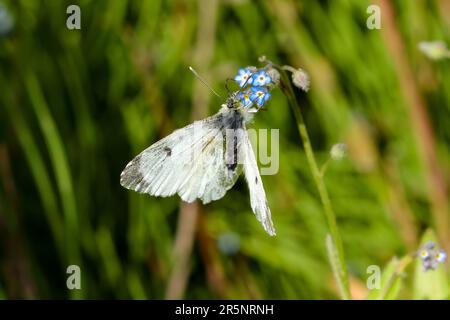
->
[255,177,258,185]
[120,154,144,189]
[163,146,172,156]
[216,113,224,124]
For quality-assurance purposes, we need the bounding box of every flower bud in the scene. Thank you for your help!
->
[330,143,347,161]
[245,66,258,73]
[266,67,280,86]
[292,68,310,92]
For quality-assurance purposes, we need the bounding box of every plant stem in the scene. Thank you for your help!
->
[320,158,331,177]
[377,255,412,300]
[278,68,351,300]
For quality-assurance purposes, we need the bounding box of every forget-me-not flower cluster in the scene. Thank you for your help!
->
[418,241,447,271]
[234,67,273,111]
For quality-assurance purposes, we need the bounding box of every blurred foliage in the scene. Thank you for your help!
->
[0,0,449,299]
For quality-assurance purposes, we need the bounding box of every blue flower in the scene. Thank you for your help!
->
[250,86,271,106]
[422,258,438,271]
[251,70,272,86]
[234,68,253,88]
[217,232,241,256]
[436,249,447,263]
[237,89,253,108]
[419,249,430,260]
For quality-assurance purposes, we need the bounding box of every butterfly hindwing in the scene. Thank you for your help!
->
[241,129,276,236]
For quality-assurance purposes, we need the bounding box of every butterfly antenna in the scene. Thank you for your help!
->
[236,70,257,95]
[225,69,262,95]
[189,66,222,98]
[225,78,234,93]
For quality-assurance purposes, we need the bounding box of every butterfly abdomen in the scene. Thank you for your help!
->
[219,109,245,174]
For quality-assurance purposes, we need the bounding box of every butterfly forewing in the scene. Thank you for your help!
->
[120,107,243,204]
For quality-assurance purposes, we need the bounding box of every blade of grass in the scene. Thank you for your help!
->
[2,79,64,257]
[24,72,82,298]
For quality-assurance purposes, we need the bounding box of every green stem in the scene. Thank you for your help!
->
[377,255,412,300]
[320,158,331,177]
[279,68,351,300]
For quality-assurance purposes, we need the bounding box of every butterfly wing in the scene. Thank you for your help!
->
[120,108,243,204]
[241,128,276,236]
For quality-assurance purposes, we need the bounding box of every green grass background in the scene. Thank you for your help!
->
[0,0,449,299]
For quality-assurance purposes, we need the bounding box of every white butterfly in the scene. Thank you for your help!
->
[120,84,275,236]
